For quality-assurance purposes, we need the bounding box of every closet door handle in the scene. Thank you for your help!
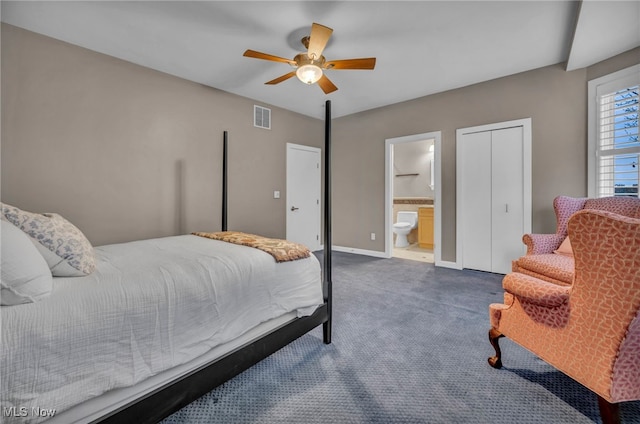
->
[291,206,300,212]
[505,204,509,213]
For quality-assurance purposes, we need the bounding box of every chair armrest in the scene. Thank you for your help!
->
[503,273,570,307]
[522,233,565,255]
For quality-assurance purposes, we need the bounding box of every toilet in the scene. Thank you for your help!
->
[393,211,418,248]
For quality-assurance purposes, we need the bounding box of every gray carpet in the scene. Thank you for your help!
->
[162,252,640,423]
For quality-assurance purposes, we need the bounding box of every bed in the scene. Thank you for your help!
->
[1,102,334,423]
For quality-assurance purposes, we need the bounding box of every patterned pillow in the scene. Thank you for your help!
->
[1,220,53,305]
[0,203,96,276]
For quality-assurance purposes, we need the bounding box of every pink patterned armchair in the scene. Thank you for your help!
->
[488,209,640,424]
[513,196,640,286]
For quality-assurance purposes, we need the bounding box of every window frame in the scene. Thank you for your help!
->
[587,64,640,198]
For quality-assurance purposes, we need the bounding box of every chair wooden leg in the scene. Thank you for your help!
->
[488,328,504,369]
[597,396,620,424]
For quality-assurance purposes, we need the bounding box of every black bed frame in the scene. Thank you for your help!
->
[95,101,333,424]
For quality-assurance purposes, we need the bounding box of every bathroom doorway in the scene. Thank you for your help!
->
[385,131,441,264]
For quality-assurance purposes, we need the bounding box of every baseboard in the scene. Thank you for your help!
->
[321,245,458,266]
[332,246,387,258]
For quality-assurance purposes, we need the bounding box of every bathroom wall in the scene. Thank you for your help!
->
[393,139,434,199]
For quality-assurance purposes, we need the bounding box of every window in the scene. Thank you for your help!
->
[588,65,640,198]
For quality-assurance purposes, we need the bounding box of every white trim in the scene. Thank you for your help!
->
[332,245,388,258]
[332,245,459,264]
[385,131,442,264]
[456,118,532,271]
[587,64,640,198]
[434,260,461,270]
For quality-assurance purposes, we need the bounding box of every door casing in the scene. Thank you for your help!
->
[385,131,443,264]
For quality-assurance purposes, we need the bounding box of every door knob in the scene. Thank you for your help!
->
[291,206,300,211]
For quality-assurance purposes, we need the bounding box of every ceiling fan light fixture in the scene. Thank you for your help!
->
[296,64,323,85]
[244,22,375,94]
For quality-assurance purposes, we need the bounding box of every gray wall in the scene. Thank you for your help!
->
[2,23,638,259]
[333,48,640,262]
[1,24,323,246]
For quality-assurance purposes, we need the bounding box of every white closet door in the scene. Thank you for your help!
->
[491,127,525,274]
[457,119,530,274]
[460,131,492,271]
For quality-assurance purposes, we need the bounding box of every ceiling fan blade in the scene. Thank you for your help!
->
[317,74,338,94]
[324,58,376,70]
[307,23,333,60]
[243,49,296,66]
[265,71,297,85]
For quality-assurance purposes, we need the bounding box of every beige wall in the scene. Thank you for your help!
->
[333,49,639,262]
[3,24,638,259]
[1,24,323,246]
[586,47,640,82]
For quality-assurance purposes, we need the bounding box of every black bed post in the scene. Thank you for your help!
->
[222,130,228,232]
[323,100,332,345]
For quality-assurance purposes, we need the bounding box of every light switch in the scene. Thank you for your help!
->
[274,191,280,199]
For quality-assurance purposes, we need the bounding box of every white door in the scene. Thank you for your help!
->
[457,119,531,274]
[491,127,525,274]
[459,131,493,271]
[286,143,321,251]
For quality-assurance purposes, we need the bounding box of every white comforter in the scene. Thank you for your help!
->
[1,235,323,423]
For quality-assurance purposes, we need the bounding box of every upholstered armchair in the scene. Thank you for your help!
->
[513,195,640,286]
[489,209,640,424]
[521,195,587,256]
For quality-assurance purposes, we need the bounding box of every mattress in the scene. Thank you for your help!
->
[1,235,323,423]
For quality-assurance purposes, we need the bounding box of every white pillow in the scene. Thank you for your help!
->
[1,220,53,305]
[0,203,96,276]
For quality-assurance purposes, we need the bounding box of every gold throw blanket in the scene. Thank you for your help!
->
[192,231,311,263]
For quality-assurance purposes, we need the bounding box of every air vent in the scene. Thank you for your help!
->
[254,105,271,130]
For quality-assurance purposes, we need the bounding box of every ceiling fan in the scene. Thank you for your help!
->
[243,23,376,94]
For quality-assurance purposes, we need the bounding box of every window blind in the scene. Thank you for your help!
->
[596,84,639,197]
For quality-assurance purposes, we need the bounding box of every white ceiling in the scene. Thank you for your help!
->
[2,1,639,119]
